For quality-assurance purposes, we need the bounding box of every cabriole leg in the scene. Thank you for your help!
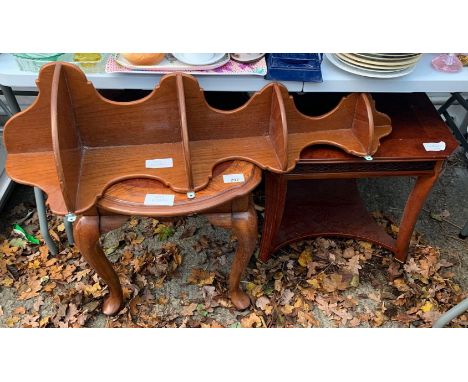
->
[229,203,258,309]
[207,201,258,310]
[73,215,123,315]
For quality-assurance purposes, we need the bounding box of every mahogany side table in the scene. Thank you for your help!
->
[259,93,459,263]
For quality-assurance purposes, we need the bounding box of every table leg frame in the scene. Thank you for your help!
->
[394,162,444,262]
[259,163,445,264]
[73,199,258,315]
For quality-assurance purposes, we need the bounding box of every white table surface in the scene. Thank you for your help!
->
[305,54,468,93]
[0,54,304,91]
[1,53,468,93]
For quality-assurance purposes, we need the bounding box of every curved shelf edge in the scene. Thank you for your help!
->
[97,162,262,217]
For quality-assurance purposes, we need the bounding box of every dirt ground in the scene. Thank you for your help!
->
[0,149,467,328]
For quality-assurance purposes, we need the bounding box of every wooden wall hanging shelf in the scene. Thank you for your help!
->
[4,62,392,216]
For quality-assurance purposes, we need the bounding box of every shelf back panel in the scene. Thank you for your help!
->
[183,75,274,142]
[278,87,392,166]
[3,65,55,153]
[63,65,183,147]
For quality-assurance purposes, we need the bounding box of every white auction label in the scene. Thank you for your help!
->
[144,194,175,206]
[223,173,245,183]
[145,158,173,169]
[423,141,446,152]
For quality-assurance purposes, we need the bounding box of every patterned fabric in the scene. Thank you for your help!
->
[105,54,267,76]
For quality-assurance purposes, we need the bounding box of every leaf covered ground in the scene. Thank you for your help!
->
[0,200,466,328]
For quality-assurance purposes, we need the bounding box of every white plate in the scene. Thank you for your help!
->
[354,53,421,62]
[172,53,225,66]
[230,53,265,63]
[115,53,230,72]
[325,54,417,78]
[335,54,419,71]
[340,53,422,68]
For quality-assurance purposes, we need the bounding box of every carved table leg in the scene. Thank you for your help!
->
[208,201,258,310]
[395,162,444,263]
[259,172,287,262]
[73,216,123,315]
[229,203,258,309]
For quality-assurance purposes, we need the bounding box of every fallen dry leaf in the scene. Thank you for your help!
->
[306,278,320,289]
[297,310,318,327]
[18,279,42,300]
[420,301,434,313]
[322,273,350,293]
[83,282,103,298]
[241,312,262,328]
[345,255,362,275]
[387,261,402,280]
[202,286,218,307]
[28,259,40,270]
[200,320,224,328]
[255,296,271,310]
[358,241,373,251]
[6,316,20,327]
[368,292,381,302]
[21,314,40,328]
[343,247,355,259]
[180,303,198,316]
[43,282,57,292]
[278,288,294,306]
[274,278,282,292]
[0,277,14,287]
[372,310,385,327]
[404,258,421,274]
[246,282,263,298]
[348,317,361,327]
[420,310,442,324]
[179,225,197,239]
[281,304,294,315]
[187,269,215,286]
[62,303,82,327]
[39,316,50,327]
[298,249,312,267]
[393,278,411,292]
[13,306,26,315]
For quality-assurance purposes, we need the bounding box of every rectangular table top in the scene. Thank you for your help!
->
[299,93,459,162]
[1,54,468,93]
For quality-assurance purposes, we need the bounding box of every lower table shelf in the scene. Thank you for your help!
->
[269,179,396,253]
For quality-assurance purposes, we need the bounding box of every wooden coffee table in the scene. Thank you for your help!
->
[259,93,459,263]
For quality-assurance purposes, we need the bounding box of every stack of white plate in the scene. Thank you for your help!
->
[325,53,422,78]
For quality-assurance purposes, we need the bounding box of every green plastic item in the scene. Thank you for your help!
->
[12,224,40,245]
